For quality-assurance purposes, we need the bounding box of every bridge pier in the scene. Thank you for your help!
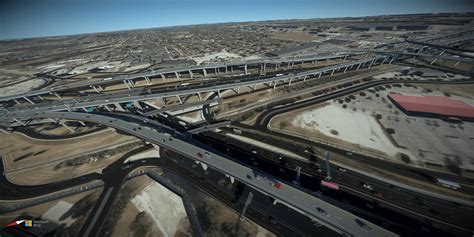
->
[303,75,307,82]
[159,97,166,106]
[59,120,75,133]
[202,68,207,77]
[197,92,202,101]
[430,58,437,65]
[160,74,166,81]
[91,85,101,93]
[144,76,152,85]
[103,105,112,112]
[273,81,277,90]
[37,95,44,101]
[114,103,126,112]
[217,89,221,98]
[389,55,396,64]
[132,101,143,109]
[13,99,21,105]
[344,66,348,73]
[123,80,131,90]
[454,61,460,67]
[23,96,35,104]
[331,69,335,76]
[318,72,322,78]
[51,92,62,99]
[175,72,180,80]
[188,70,193,79]
[356,63,362,71]
[368,59,375,69]
[225,66,228,73]
[176,95,183,104]
[380,57,387,66]
[244,64,248,74]
[288,78,293,86]
[343,55,348,62]
[12,118,26,126]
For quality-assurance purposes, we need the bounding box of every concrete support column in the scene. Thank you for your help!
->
[430,58,437,65]
[214,68,218,74]
[160,74,166,81]
[454,61,460,67]
[389,55,397,64]
[59,120,75,132]
[331,69,335,76]
[114,103,125,112]
[123,80,131,90]
[217,90,221,98]
[144,76,152,85]
[188,70,193,79]
[37,95,44,100]
[92,85,101,93]
[380,57,387,66]
[78,121,86,126]
[303,75,307,82]
[176,95,183,104]
[159,97,166,106]
[318,72,322,78]
[197,92,202,101]
[356,63,362,71]
[23,96,35,104]
[104,105,112,112]
[343,55,348,62]
[203,68,207,77]
[132,101,143,109]
[12,118,26,126]
[263,63,266,73]
[273,81,277,90]
[237,86,240,94]
[175,72,180,79]
[225,66,228,73]
[244,64,248,74]
[53,92,62,99]
[58,120,75,132]
[288,78,292,86]
[98,85,104,91]
[344,66,349,73]
[13,99,21,105]
[253,84,257,90]
[368,59,375,69]
[230,66,234,72]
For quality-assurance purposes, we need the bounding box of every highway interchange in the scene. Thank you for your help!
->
[1,30,474,237]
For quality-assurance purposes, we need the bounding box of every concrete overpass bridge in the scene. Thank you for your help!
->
[5,55,392,116]
[0,110,396,237]
[0,53,361,103]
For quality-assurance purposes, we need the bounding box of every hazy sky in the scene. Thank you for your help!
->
[0,0,472,40]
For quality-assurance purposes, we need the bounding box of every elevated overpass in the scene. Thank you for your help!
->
[6,55,392,114]
[0,53,359,103]
[0,110,396,237]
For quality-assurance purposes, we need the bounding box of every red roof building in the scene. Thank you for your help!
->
[388,93,474,121]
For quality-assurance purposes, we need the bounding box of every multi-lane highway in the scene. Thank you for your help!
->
[0,110,397,237]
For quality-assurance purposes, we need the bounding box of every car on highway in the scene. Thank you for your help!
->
[361,182,373,190]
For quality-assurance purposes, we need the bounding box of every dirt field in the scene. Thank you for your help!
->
[269,32,318,42]
[0,128,138,172]
[100,174,165,237]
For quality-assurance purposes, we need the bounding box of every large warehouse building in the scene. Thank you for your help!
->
[388,93,474,121]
